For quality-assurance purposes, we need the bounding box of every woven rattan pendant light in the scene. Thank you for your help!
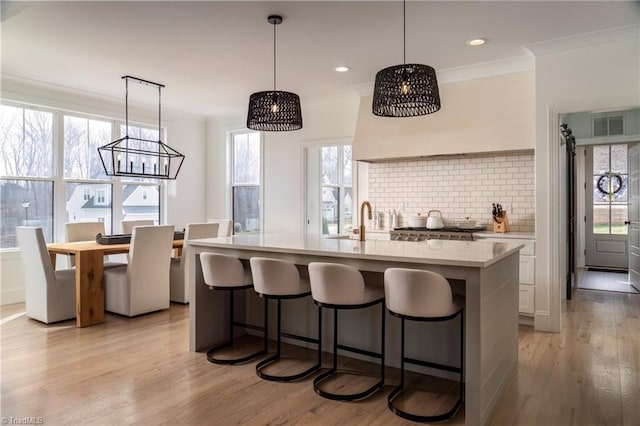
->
[372,0,441,117]
[247,15,302,131]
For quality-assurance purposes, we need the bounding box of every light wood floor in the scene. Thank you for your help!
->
[578,268,640,294]
[1,289,638,425]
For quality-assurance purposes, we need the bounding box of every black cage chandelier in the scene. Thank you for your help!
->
[372,0,441,118]
[246,15,303,131]
[98,76,185,179]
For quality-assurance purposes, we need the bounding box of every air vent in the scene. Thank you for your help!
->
[593,115,624,137]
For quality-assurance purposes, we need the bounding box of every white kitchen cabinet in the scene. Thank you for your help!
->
[474,234,536,315]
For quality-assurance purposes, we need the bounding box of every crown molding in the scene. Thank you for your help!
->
[524,23,639,56]
[353,55,534,97]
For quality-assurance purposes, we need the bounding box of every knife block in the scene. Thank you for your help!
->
[493,212,510,233]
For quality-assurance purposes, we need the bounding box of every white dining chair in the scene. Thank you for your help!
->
[104,225,174,317]
[121,219,155,234]
[208,219,232,237]
[169,222,219,303]
[64,221,124,269]
[16,227,76,324]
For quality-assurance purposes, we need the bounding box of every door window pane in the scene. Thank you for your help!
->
[0,179,54,248]
[611,144,627,173]
[322,186,340,235]
[593,145,609,174]
[64,116,110,179]
[343,187,353,231]
[65,183,113,233]
[0,105,53,177]
[611,205,628,234]
[122,184,160,225]
[233,187,260,234]
[592,144,628,235]
[322,146,339,185]
[343,146,352,186]
[593,204,609,234]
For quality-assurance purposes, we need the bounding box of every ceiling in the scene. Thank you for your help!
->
[2,1,639,118]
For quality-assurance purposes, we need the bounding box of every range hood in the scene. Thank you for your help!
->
[353,71,536,162]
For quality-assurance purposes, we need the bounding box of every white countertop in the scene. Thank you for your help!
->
[189,233,524,268]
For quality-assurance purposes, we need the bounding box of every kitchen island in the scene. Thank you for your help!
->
[187,233,522,426]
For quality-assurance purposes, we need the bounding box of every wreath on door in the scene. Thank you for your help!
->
[596,172,626,200]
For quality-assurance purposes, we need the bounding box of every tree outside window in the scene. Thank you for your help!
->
[0,104,54,247]
[321,145,353,235]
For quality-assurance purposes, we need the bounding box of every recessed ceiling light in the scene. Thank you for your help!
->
[334,66,350,72]
[467,38,487,47]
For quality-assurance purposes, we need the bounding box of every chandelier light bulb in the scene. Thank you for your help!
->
[401,81,410,95]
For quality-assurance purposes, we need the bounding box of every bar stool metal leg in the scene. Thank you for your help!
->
[313,300,385,401]
[255,298,321,382]
[387,310,464,423]
[207,288,268,365]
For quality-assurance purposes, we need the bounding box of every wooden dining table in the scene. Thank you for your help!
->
[47,239,183,328]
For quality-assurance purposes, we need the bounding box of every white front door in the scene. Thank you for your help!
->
[628,143,640,291]
[585,144,629,269]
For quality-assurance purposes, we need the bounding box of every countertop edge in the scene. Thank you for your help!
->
[189,238,524,269]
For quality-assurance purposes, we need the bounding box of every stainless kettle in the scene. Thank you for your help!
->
[426,210,444,229]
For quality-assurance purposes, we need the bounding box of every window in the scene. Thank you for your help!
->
[592,144,628,235]
[321,145,353,235]
[593,115,624,137]
[0,102,166,248]
[119,124,161,227]
[122,184,160,225]
[231,131,261,235]
[0,104,55,248]
[64,115,114,233]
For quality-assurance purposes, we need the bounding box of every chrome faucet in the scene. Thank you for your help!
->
[359,201,372,242]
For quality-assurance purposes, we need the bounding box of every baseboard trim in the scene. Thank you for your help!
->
[1,289,25,306]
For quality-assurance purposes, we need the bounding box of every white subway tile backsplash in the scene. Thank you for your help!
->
[368,151,535,232]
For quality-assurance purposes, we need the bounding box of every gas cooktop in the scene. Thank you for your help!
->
[392,226,486,233]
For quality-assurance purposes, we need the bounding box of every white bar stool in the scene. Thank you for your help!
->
[384,268,465,422]
[250,257,321,382]
[200,253,267,364]
[308,262,385,401]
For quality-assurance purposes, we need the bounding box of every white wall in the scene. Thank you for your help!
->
[532,30,640,331]
[0,76,207,304]
[205,93,360,233]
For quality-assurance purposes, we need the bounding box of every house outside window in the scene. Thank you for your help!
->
[0,102,165,248]
[119,124,161,226]
[231,131,262,235]
[64,115,114,231]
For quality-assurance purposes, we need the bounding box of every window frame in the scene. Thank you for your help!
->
[0,102,57,248]
[0,100,166,250]
[303,139,357,236]
[320,145,353,235]
[229,129,263,235]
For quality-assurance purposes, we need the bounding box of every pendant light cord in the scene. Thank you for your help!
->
[158,85,162,139]
[403,0,406,64]
[125,77,129,136]
[273,21,277,91]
